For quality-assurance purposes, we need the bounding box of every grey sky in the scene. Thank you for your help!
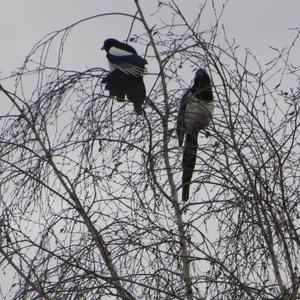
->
[1,0,300,77]
[0,1,299,298]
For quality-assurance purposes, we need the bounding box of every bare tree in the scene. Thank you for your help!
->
[1,1,299,299]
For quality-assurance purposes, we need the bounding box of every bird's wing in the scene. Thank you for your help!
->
[176,91,190,147]
[107,53,147,77]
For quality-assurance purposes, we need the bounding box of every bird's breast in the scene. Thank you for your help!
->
[108,61,116,71]
[185,99,214,132]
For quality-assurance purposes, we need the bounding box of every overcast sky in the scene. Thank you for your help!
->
[0,1,299,297]
[1,0,300,78]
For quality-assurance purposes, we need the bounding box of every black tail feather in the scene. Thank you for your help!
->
[182,132,198,202]
[102,69,145,114]
[126,76,145,115]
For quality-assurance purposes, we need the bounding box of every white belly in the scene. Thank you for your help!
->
[185,100,214,131]
[108,61,115,71]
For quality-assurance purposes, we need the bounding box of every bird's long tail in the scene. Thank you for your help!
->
[126,76,145,115]
[182,132,198,202]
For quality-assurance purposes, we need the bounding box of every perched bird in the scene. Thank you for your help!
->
[176,68,214,202]
[101,38,147,115]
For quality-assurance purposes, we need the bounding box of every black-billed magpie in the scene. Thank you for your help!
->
[101,38,147,115]
[176,68,214,202]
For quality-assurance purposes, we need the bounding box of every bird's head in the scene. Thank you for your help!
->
[192,68,213,101]
[101,38,120,52]
[194,68,211,86]
[101,38,138,55]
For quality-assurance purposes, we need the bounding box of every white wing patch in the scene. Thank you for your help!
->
[108,47,132,56]
[108,46,146,77]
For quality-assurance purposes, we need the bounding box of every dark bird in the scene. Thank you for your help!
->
[101,38,147,115]
[176,68,214,202]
